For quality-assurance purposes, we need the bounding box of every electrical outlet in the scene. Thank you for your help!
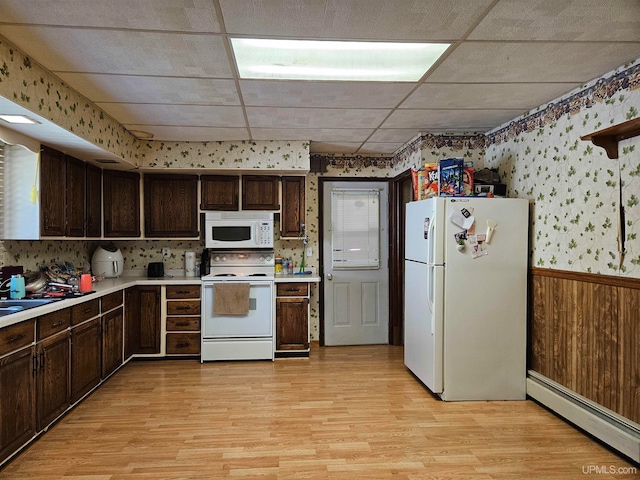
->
[306,247,313,257]
[162,247,170,260]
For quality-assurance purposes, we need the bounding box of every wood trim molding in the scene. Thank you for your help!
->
[530,267,640,290]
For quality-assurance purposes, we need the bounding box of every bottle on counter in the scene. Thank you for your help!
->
[275,256,283,274]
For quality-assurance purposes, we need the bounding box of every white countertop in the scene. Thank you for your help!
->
[0,272,321,329]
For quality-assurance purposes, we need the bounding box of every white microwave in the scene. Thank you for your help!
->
[204,212,274,249]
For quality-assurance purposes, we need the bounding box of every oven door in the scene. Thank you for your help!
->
[202,280,273,338]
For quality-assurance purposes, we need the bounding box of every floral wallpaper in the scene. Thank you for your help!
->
[139,140,310,171]
[485,58,640,277]
[0,35,138,164]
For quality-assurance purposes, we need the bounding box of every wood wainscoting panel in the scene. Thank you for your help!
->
[618,286,640,423]
[529,268,637,425]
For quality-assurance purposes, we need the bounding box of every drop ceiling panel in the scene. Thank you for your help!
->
[239,80,415,108]
[124,125,250,142]
[367,129,426,143]
[56,73,240,105]
[359,142,403,154]
[310,142,362,154]
[0,26,232,77]
[469,0,640,41]
[383,109,525,131]
[0,0,221,32]
[427,41,640,83]
[98,104,246,127]
[220,0,495,40]
[252,128,372,142]
[403,83,576,110]
[246,107,390,129]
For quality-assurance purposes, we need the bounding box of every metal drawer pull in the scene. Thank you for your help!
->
[84,307,93,313]
[175,342,190,348]
[175,321,190,327]
[285,288,299,292]
[176,290,190,294]
[176,306,191,310]
[40,350,45,369]
[9,333,26,343]
[51,320,65,328]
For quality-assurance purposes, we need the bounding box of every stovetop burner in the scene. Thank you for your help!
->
[207,249,275,280]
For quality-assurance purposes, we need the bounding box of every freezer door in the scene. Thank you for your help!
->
[405,198,445,265]
[404,260,443,394]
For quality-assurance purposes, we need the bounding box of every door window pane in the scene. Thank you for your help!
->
[331,189,380,269]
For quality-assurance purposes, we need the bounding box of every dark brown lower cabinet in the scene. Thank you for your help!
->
[125,286,161,357]
[0,346,36,463]
[71,318,101,403]
[36,331,70,431]
[276,297,309,351]
[101,308,123,379]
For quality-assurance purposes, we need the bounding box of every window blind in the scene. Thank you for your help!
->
[331,189,380,269]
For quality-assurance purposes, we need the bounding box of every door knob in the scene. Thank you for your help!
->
[327,273,332,281]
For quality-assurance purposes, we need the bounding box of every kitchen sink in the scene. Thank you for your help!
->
[0,298,58,317]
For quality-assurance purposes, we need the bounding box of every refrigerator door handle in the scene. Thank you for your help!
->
[427,214,436,265]
[428,265,435,335]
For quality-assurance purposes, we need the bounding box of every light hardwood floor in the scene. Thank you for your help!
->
[1,344,637,479]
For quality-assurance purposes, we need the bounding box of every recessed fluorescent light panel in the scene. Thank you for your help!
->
[231,39,449,82]
[0,114,40,124]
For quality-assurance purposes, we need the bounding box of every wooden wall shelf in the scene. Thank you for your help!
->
[581,117,640,159]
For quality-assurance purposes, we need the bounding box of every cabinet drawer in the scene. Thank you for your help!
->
[166,333,200,354]
[37,309,70,340]
[167,300,201,315]
[101,291,123,312]
[166,285,200,299]
[0,319,35,356]
[71,299,100,325]
[166,317,200,331]
[276,283,309,297]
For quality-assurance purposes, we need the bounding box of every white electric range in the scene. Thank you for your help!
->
[200,250,275,362]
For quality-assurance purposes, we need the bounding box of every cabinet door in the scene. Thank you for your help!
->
[281,176,305,238]
[71,318,101,403]
[0,346,36,463]
[36,331,70,431]
[65,156,86,237]
[85,163,102,238]
[125,286,161,356]
[276,297,309,350]
[101,307,123,379]
[40,146,66,236]
[103,170,140,237]
[242,175,279,210]
[144,174,198,237]
[201,175,239,211]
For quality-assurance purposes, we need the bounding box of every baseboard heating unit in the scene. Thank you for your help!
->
[527,371,639,463]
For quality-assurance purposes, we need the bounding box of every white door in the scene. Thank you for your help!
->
[322,181,389,346]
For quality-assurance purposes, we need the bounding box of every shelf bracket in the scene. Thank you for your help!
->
[581,117,640,160]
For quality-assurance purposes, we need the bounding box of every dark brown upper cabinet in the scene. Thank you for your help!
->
[103,170,141,237]
[65,156,86,237]
[40,146,66,236]
[280,176,305,238]
[242,175,279,210]
[144,174,198,238]
[85,164,102,238]
[201,175,239,211]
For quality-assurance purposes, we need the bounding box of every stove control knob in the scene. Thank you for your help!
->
[265,255,272,261]
[213,256,220,262]
[221,256,227,262]
[259,255,265,261]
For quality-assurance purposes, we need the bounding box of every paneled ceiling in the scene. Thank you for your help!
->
[0,0,639,157]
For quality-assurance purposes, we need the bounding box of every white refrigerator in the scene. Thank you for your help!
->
[404,197,529,401]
